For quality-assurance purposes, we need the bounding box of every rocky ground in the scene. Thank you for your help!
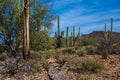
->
[0,52,120,80]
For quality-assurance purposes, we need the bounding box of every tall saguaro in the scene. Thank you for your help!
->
[73,26,75,46]
[78,27,81,46]
[23,0,30,57]
[66,27,69,47]
[57,16,61,48]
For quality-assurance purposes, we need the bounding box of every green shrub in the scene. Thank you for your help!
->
[0,52,7,61]
[78,74,93,80]
[85,46,97,54]
[81,58,104,72]
[81,38,98,46]
[62,48,76,54]
[69,57,104,72]
[57,54,71,64]
[70,57,82,69]
[76,47,87,56]
[75,46,97,56]
[115,40,120,47]
[30,30,53,51]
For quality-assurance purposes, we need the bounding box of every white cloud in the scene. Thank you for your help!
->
[50,0,120,37]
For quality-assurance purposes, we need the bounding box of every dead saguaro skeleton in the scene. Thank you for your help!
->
[23,0,30,57]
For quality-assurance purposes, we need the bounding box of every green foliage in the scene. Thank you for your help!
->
[78,74,93,80]
[114,40,120,47]
[62,48,76,54]
[81,58,104,72]
[30,30,53,51]
[75,47,88,56]
[57,53,71,64]
[0,52,7,61]
[0,0,23,55]
[30,0,55,32]
[80,38,98,46]
[0,0,55,54]
[70,57,104,72]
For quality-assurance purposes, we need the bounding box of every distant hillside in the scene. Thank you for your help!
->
[83,31,120,40]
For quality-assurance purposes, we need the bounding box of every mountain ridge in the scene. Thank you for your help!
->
[83,31,120,40]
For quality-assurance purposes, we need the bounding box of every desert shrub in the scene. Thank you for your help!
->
[25,59,44,73]
[0,44,7,53]
[114,40,120,47]
[78,74,93,80]
[81,58,104,72]
[62,48,76,54]
[69,57,82,69]
[0,52,7,61]
[111,44,120,54]
[80,38,98,46]
[57,54,71,64]
[75,46,97,56]
[30,30,53,51]
[2,57,21,75]
[69,57,104,72]
[85,46,97,54]
[22,51,47,71]
[75,47,87,56]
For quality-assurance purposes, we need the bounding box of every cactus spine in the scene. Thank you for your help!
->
[66,27,69,47]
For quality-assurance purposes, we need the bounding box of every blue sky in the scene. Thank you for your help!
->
[50,0,120,36]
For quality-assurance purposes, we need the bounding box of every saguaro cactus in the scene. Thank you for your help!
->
[110,18,113,42]
[58,16,60,37]
[57,16,61,48]
[73,26,75,46]
[102,18,114,59]
[77,27,81,46]
[104,23,107,42]
[66,27,69,47]
[54,16,64,48]
[105,24,107,32]
[71,32,73,47]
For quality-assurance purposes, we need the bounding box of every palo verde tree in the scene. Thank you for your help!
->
[0,0,23,57]
[29,0,56,51]
[0,0,55,57]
